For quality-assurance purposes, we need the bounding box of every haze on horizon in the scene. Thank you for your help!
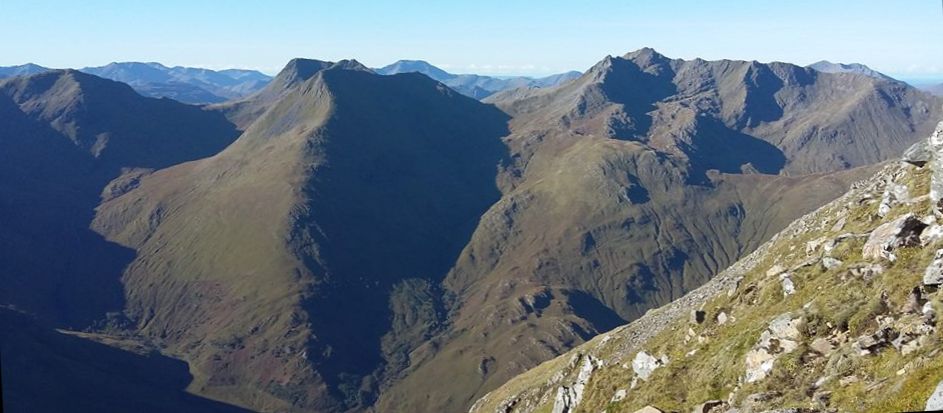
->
[1,0,941,80]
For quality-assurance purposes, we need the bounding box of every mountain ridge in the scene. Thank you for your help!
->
[376,59,582,99]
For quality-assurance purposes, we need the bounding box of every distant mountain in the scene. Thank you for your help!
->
[808,60,896,81]
[0,63,50,78]
[376,59,581,99]
[80,62,272,104]
[921,82,943,96]
[375,59,454,81]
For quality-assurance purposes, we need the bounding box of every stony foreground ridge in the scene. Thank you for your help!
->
[471,120,943,413]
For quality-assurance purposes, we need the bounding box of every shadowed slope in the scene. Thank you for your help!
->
[0,70,238,327]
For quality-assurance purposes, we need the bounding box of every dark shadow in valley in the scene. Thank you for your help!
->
[562,289,627,336]
[1,308,252,413]
[683,116,786,185]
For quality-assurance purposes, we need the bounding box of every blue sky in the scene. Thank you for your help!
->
[1,0,941,80]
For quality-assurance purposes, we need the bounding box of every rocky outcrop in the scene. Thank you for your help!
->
[551,354,598,413]
[744,313,803,383]
[861,213,927,261]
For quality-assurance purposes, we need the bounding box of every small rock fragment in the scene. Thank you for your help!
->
[821,257,843,270]
[781,274,796,296]
[717,311,729,325]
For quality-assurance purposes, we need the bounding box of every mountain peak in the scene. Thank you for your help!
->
[329,59,373,73]
[807,60,895,81]
[376,60,454,81]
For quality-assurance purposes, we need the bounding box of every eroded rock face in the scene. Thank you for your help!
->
[744,314,803,383]
[551,355,597,413]
[861,213,927,261]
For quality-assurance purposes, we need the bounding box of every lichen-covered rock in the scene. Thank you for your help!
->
[902,139,931,167]
[861,213,927,261]
[821,257,842,270]
[745,314,802,383]
[923,249,943,286]
[878,182,911,217]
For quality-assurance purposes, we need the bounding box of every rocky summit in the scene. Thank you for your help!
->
[471,120,943,413]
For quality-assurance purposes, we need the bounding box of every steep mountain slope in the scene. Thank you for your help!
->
[0,69,239,327]
[376,60,581,99]
[807,60,896,82]
[80,62,272,104]
[472,121,943,413]
[0,63,50,78]
[91,62,511,412]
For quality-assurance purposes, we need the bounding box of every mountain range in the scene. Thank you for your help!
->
[0,62,272,104]
[375,60,582,99]
[1,48,941,413]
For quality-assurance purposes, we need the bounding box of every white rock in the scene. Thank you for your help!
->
[781,275,796,296]
[922,224,943,245]
[927,380,943,411]
[717,311,729,325]
[821,257,843,270]
[611,389,627,402]
[632,351,666,381]
[744,314,802,383]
